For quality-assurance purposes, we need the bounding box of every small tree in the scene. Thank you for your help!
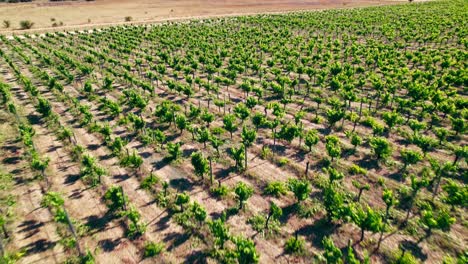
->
[235,182,254,210]
[175,192,190,211]
[369,137,392,161]
[284,235,305,255]
[175,114,188,133]
[429,159,456,198]
[378,189,398,249]
[201,111,215,127]
[191,152,209,180]
[166,142,182,161]
[209,219,230,249]
[323,184,345,222]
[400,174,429,225]
[351,204,383,242]
[104,186,126,212]
[232,236,259,264]
[442,180,468,208]
[400,149,423,173]
[382,111,403,131]
[452,145,467,166]
[325,135,341,162]
[322,236,343,264]
[450,117,466,136]
[325,166,344,183]
[288,179,311,205]
[223,114,237,139]
[120,150,143,171]
[420,207,455,238]
[197,127,211,148]
[241,126,257,169]
[230,145,245,171]
[265,202,282,230]
[304,129,319,153]
[352,180,370,202]
[143,242,164,258]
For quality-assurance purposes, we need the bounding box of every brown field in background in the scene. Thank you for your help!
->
[1,0,409,33]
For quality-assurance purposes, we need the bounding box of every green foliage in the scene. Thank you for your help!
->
[442,180,468,207]
[420,206,455,233]
[175,192,190,211]
[369,137,392,161]
[324,166,344,183]
[166,142,182,161]
[41,192,64,208]
[284,236,305,255]
[348,164,367,176]
[411,134,437,156]
[323,184,346,222]
[263,181,287,197]
[234,102,251,122]
[288,178,311,203]
[232,236,260,264]
[400,149,423,171]
[122,206,147,238]
[30,153,49,173]
[223,114,237,138]
[351,204,383,241]
[210,184,229,198]
[322,236,343,264]
[191,152,209,179]
[140,173,159,190]
[230,145,245,171]
[36,97,52,118]
[304,129,320,152]
[389,249,419,264]
[235,181,254,210]
[209,218,230,249]
[81,154,106,186]
[104,186,126,212]
[143,242,165,258]
[241,126,257,147]
[175,114,188,132]
[277,123,300,143]
[325,135,341,161]
[382,111,403,130]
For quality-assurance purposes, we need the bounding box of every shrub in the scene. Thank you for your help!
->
[144,242,164,258]
[263,181,287,197]
[3,20,10,28]
[140,173,159,190]
[19,20,34,30]
[348,164,367,175]
[210,184,229,198]
[284,236,305,255]
[389,249,418,264]
[260,146,272,159]
[278,157,289,167]
[125,16,133,22]
[247,214,266,232]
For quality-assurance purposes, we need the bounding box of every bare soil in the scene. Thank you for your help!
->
[0,0,409,34]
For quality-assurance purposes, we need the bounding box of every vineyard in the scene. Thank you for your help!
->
[0,0,466,263]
